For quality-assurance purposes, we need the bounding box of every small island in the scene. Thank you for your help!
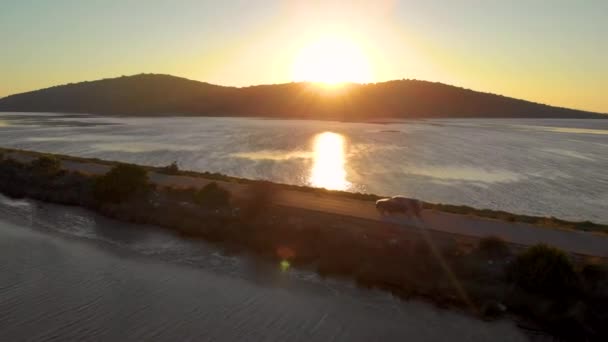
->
[0,74,604,120]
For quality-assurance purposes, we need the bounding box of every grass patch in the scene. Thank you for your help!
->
[29,155,61,174]
[475,236,511,260]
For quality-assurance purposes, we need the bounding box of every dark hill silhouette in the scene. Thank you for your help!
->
[0,74,603,119]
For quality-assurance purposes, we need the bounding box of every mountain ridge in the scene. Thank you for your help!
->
[0,74,603,119]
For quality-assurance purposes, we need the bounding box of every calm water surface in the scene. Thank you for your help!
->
[1,112,607,222]
[0,194,527,341]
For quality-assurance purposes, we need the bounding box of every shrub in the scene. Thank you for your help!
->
[30,155,61,174]
[475,236,510,259]
[240,181,276,218]
[581,263,608,283]
[0,156,23,171]
[580,262,608,293]
[508,244,578,297]
[194,182,230,208]
[94,164,149,203]
[161,161,179,175]
[249,181,276,202]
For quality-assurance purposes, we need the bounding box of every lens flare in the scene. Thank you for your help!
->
[280,259,291,272]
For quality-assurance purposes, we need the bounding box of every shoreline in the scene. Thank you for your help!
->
[1,147,607,339]
[2,110,607,121]
[1,146,606,235]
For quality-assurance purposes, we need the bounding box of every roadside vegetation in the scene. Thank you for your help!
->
[504,246,607,339]
[475,236,511,259]
[2,147,605,233]
[431,203,607,234]
[0,151,606,340]
[94,164,150,203]
[160,161,180,175]
[193,182,231,208]
[30,155,62,175]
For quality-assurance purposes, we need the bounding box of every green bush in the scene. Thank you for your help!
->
[194,182,230,208]
[475,236,510,259]
[94,164,149,203]
[30,155,61,174]
[508,244,578,297]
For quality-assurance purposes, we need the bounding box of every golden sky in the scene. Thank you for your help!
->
[1,0,606,112]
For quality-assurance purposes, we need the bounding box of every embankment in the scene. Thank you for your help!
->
[0,148,607,340]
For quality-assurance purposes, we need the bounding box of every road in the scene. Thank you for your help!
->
[8,151,608,257]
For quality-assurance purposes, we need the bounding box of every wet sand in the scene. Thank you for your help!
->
[0,212,528,341]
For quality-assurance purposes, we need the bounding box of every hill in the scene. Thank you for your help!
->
[0,74,603,119]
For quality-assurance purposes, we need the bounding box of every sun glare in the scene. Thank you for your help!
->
[310,132,350,190]
[292,37,372,85]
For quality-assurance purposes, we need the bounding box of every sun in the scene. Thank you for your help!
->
[292,37,373,85]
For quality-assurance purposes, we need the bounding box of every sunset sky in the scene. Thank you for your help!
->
[1,0,606,113]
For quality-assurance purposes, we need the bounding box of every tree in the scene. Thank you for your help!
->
[94,164,149,203]
[161,161,179,175]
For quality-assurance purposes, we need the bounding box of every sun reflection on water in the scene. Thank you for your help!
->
[309,132,350,190]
